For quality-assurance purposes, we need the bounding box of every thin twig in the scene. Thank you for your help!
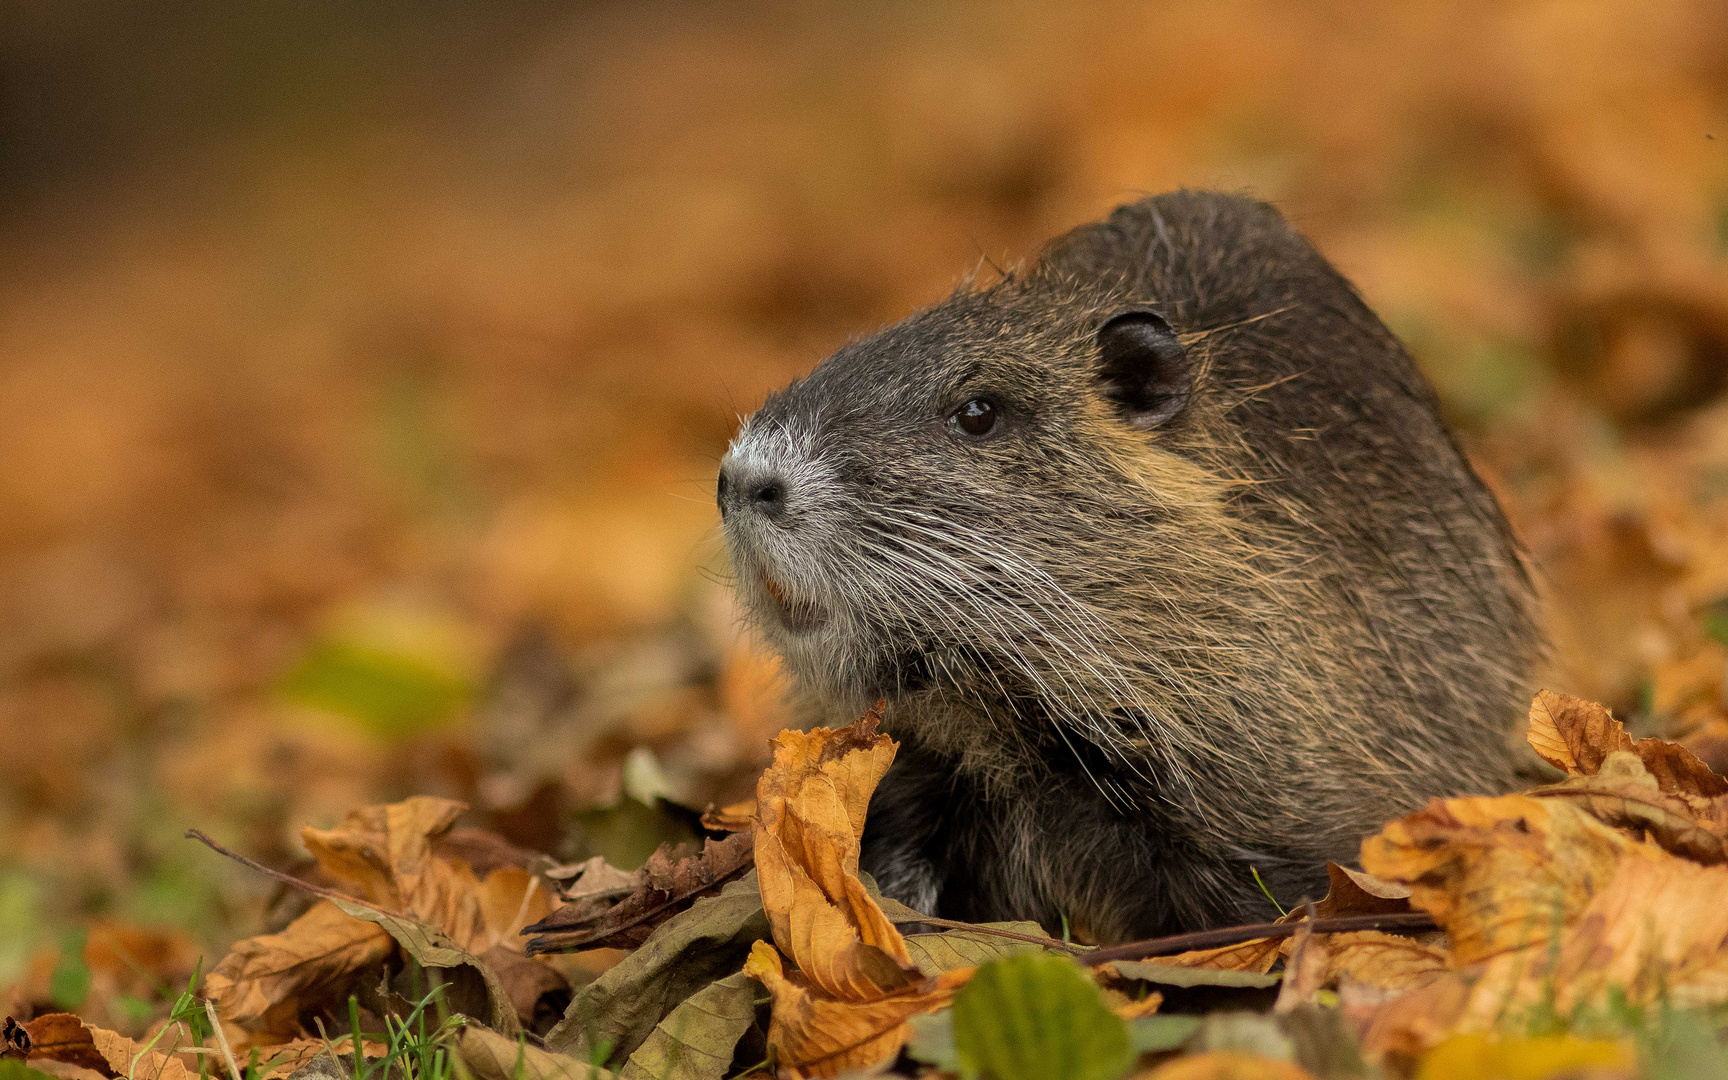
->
[1079,912,1438,967]
[886,915,1090,954]
[186,829,390,915]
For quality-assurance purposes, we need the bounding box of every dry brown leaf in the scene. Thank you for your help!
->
[1527,689,1728,797]
[522,831,754,953]
[745,708,969,1077]
[481,944,573,1027]
[1531,750,1728,863]
[1361,794,1629,965]
[1361,777,1728,1052]
[753,707,920,1001]
[1322,932,1448,993]
[1320,864,1411,910]
[206,898,396,1031]
[84,1025,197,1080]
[1358,973,1471,1060]
[207,796,560,1036]
[545,856,637,900]
[1456,844,1728,1029]
[23,1015,218,1080]
[1272,923,1328,1015]
[743,941,968,1080]
[457,1023,615,1080]
[1155,939,1283,974]
[302,796,493,953]
[249,1037,390,1080]
[1136,1050,1315,1080]
[23,1015,114,1077]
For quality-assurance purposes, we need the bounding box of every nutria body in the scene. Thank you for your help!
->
[717,191,1539,943]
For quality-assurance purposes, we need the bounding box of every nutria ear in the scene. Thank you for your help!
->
[1095,310,1191,428]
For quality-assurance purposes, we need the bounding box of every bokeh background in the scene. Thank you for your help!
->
[4,0,1728,1025]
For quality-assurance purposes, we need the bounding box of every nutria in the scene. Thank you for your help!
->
[716,190,1539,943]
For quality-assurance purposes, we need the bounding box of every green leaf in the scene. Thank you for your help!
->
[906,1011,959,1072]
[1128,1015,1199,1054]
[1191,1012,1295,1060]
[327,896,520,1037]
[951,953,1132,1080]
[0,1061,58,1080]
[280,639,468,740]
[619,970,759,1080]
[49,928,90,1011]
[1644,1010,1728,1080]
[572,798,696,871]
[546,871,770,1070]
[1109,961,1281,990]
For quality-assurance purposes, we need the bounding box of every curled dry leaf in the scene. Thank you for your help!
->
[1318,932,1447,994]
[545,856,638,899]
[245,1037,390,1080]
[753,707,919,1000]
[1530,750,1728,863]
[1527,689,1728,797]
[205,900,396,1032]
[743,942,970,1080]
[523,831,755,954]
[747,708,969,1076]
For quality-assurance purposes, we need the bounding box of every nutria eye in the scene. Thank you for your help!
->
[950,398,998,438]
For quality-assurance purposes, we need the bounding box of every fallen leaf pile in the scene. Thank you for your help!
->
[10,691,1728,1080]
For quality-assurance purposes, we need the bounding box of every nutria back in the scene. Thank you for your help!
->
[717,190,1540,942]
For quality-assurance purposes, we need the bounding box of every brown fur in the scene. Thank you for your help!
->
[717,191,1541,941]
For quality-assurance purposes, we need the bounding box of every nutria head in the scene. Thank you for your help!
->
[717,191,1537,933]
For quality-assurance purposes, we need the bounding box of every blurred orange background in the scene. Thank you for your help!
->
[3,0,1728,1018]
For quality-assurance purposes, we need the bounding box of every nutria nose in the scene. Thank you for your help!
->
[717,460,789,521]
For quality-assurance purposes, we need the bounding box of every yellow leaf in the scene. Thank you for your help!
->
[1414,1034,1632,1080]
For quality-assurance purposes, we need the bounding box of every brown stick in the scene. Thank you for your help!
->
[1078,911,1439,967]
[185,828,392,915]
[886,915,1090,954]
